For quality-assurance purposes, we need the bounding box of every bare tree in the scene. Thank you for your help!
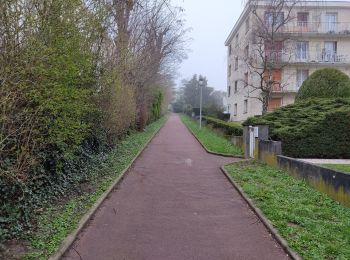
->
[239,0,301,113]
[106,0,187,128]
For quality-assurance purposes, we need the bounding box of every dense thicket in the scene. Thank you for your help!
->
[296,68,350,102]
[244,99,350,158]
[0,0,186,240]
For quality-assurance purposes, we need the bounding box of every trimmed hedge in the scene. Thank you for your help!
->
[203,116,243,136]
[295,68,350,102]
[244,98,350,158]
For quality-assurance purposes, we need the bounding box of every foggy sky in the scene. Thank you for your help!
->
[172,1,244,91]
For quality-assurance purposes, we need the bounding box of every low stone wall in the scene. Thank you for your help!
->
[277,156,350,208]
[258,140,282,168]
[231,136,244,150]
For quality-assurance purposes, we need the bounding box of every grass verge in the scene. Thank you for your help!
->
[22,116,167,259]
[321,164,350,173]
[180,114,243,156]
[225,160,350,260]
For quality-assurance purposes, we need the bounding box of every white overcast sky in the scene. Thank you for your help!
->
[171,0,345,91]
[172,1,245,91]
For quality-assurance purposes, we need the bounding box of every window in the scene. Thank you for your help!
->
[244,45,249,59]
[265,12,274,26]
[234,57,238,70]
[228,65,232,77]
[271,69,282,91]
[297,69,309,89]
[228,86,231,97]
[245,17,250,34]
[228,44,232,56]
[297,12,309,29]
[325,13,337,32]
[235,34,239,46]
[296,41,309,61]
[323,41,337,62]
[243,99,248,114]
[234,103,237,116]
[234,80,238,93]
[265,41,283,62]
[264,12,284,27]
[244,72,249,86]
[268,98,282,112]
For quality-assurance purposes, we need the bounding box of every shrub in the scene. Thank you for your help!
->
[203,116,243,136]
[151,90,163,122]
[244,98,350,158]
[295,68,350,102]
[98,73,137,145]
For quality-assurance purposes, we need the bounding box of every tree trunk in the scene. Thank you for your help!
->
[262,94,269,114]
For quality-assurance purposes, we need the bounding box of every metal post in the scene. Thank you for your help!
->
[199,76,204,129]
[199,82,203,128]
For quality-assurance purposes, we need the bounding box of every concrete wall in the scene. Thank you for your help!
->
[258,140,282,168]
[243,125,281,163]
[231,136,244,150]
[242,124,350,207]
[277,156,350,208]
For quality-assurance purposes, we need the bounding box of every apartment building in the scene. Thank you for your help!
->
[225,0,350,122]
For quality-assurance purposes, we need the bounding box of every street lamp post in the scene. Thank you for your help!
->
[198,76,204,129]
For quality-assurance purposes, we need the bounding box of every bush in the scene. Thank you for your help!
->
[296,68,350,102]
[244,98,350,158]
[203,116,243,136]
[151,90,163,122]
[0,9,100,240]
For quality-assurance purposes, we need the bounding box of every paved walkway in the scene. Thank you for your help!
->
[64,114,288,260]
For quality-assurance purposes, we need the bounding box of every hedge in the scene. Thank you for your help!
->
[203,116,243,136]
[244,98,350,158]
[295,68,350,102]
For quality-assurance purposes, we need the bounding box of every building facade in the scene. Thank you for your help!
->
[225,0,350,122]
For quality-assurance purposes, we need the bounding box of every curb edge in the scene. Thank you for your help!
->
[181,117,244,158]
[48,117,168,260]
[220,165,302,260]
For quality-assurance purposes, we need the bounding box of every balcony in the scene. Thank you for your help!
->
[280,22,350,36]
[265,51,350,65]
[271,83,281,92]
[289,51,349,64]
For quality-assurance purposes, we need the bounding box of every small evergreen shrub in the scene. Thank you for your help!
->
[203,116,243,136]
[296,68,350,102]
[244,98,350,158]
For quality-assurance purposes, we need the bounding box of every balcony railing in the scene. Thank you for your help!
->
[265,51,349,64]
[271,83,281,92]
[280,22,350,35]
[292,51,348,64]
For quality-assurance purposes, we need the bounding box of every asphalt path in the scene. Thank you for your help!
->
[64,114,288,260]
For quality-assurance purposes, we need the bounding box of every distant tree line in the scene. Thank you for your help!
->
[172,75,226,117]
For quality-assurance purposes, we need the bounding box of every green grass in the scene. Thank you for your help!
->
[180,114,243,156]
[321,164,350,173]
[23,116,168,260]
[225,161,350,260]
